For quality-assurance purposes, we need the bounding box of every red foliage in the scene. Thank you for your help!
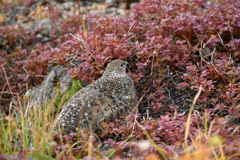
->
[0,0,240,159]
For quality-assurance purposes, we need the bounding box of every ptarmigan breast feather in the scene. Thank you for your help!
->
[54,59,137,135]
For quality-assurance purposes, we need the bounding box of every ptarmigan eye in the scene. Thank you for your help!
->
[119,63,125,68]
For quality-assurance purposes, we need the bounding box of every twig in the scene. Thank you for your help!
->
[228,21,234,40]
[120,0,127,21]
[180,33,192,49]
[136,121,170,159]
[108,109,138,158]
[165,87,174,105]
[184,85,202,152]
[203,37,214,48]
[88,133,93,160]
[78,0,81,32]
[70,33,99,64]
[199,45,228,84]
[82,13,87,38]
[217,33,226,50]
[48,2,54,47]
[1,65,14,98]
[127,21,136,33]
[231,126,240,135]
[128,87,151,117]
[170,74,192,100]
[150,51,156,75]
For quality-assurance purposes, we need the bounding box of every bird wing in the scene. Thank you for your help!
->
[54,77,137,134]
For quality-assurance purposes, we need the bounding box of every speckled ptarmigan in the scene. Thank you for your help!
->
[53,59,137,135]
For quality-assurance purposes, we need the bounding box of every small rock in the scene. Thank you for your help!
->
[24,65,73,109]
[60,1,75,11]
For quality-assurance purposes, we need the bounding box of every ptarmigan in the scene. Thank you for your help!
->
[53,59,137,135]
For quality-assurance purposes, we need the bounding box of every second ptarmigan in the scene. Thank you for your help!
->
[54,59,137,134]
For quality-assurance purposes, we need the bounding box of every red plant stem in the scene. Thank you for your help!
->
[1,65,22,116]
[48,1,54,47]
[121,0,127,20]
[78,0,81,32]
[1,65,14,98]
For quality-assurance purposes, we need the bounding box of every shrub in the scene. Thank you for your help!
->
[0,0,240,159]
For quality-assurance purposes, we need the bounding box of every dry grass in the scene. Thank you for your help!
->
[1,85,239,159]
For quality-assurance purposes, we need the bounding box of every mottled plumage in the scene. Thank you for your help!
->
[54,59,137,134]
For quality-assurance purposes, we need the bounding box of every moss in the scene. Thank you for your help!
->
[28,94,34,100]
[53,79,82,111]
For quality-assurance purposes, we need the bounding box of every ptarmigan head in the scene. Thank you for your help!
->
[102,59,128,79]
